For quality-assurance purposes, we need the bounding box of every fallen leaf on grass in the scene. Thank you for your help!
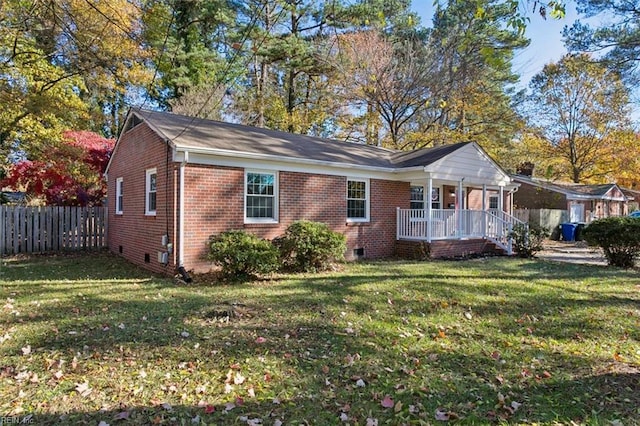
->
[255,336,267,344]
[204,404,215,414]
[74,381,92,397]
[435,409,449,421]
[233,372,245,385]
[113,411,129,420]
[21,345,31,356]
[381,395,394,408]
[366,418,378,426]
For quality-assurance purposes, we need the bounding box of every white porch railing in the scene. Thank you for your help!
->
[396,208,527,255]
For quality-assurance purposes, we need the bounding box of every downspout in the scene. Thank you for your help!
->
[177,151,192,282]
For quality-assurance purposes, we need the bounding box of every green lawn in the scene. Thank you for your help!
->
[0,252,639,425]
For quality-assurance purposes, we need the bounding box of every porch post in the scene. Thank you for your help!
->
[482,184,487,236]
[498,184,505,239]
[482,184,487,211]
[426,174,433,242]
[457,178,464,239]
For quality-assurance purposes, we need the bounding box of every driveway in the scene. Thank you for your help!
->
[536,240,608,266]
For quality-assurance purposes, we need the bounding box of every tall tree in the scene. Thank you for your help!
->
[1,0,151,163]
[563,0,640,81]
[231,0,421,135]
[143,0,237,112]
[409,0,528,155]
[525,53,631,183]
[333,30,436,147]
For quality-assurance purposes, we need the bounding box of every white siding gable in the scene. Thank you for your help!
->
[425,143,510,186]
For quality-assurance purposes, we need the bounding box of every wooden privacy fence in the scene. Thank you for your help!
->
[0,206,107,255]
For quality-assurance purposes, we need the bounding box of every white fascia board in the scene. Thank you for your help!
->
[172,147,514,187]
[173,147,400,180]
[566,194,602,201]
[422,166,512,187]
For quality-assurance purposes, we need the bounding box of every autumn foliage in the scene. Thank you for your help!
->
[2,131,115,206]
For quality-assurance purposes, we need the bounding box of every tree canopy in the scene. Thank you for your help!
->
[1,131,115,206]
[564,0,640,82]
[2,0,638,201]
[522,53,632,183]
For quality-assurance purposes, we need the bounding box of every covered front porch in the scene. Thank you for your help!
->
[392,142,524,255]
[396,208,522,255]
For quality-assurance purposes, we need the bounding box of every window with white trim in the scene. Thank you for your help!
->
[245,170,278,222]
[347,179,369,221]
[145,168,157,216]
[489,195,499,210]
[410,186,424,210]
[115,177,123,214]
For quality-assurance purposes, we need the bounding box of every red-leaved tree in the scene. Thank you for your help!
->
[2,131,115,206]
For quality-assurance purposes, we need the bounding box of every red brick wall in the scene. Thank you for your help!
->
[396,239,499,259]
[107,123,177,275]
[181,165,410,272]
[513,182,567,209]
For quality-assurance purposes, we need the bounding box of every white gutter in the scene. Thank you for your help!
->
[174,146,399,174]
[179,151,189,267]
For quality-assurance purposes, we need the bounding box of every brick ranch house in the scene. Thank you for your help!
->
[105,109,523,275]
[512,174,632,223]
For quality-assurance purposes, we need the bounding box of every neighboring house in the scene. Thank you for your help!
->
[621,187,640,213]
[105,109,521,275]
[0,191,26,205]
[512,174,632,222]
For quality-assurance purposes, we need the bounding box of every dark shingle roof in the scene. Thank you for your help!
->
[512,175,626,199]
[130,109,468,169]
[553,183,616,197]
[390,142,472,168]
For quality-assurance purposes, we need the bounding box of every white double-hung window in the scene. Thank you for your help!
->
[245,170,278,222]
[347,178,369,222]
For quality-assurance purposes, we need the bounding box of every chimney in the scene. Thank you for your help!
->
[517,161,534,177]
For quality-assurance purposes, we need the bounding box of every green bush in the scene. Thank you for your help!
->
[509,223,549,258]
[207,230,279,280]
[583,217,640,268]
[274,220,346,272]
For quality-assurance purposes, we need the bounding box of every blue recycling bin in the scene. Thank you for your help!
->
[561,223,577,241]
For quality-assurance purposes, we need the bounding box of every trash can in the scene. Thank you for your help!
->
[561,223,577,241]
[574,223,586,241]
